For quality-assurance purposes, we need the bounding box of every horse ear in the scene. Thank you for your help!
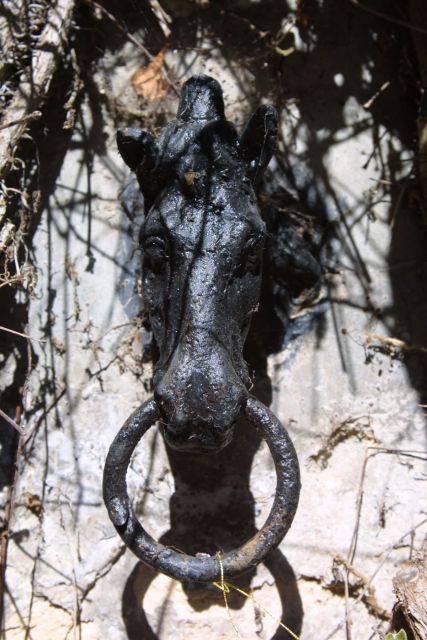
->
[117,128,158,172]
[239,105,278,184]
[267,215,322,306]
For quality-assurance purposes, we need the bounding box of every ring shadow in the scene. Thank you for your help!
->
[120,376,303,640]
[119,320,308,640]
[122,549,302,640]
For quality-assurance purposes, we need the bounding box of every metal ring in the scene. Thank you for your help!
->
[103,396,300,582]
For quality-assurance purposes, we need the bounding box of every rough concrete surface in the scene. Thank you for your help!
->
[3,1,427,639]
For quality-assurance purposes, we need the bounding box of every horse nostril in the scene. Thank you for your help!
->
[155,371,248,447]
[214,419,235,435]
[166,411,191,435]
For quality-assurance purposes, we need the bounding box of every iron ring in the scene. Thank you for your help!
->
[103,396,300,582]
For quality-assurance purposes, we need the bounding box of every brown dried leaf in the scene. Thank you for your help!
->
[131,51,167,101]
[183,171,201,187]
[22,492,44,517]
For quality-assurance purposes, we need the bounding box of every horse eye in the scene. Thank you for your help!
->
[245,242,263,273]
[235,237,263,277]
[143,236,168,273]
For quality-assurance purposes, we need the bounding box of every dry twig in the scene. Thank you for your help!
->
[148,0,172,38]
[23,387,66,447]
[86,0,178,95]
[0,408,25,436]
[0,415,25,627]
[323,518,427,640]
[365,332,427,355]
[335,554,390,620]
[346,0,427,36]
[0,325,46,343]
[0,111,42,132]
[0,0,76,178]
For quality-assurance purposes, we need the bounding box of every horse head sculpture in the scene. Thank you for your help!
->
[103,75,302,583]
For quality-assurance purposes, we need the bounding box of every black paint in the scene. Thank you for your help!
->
[118,75,278,453]
[103,396,300,581]
[104,75,302,582]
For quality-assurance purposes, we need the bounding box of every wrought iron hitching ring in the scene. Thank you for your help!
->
[103,396,300,582]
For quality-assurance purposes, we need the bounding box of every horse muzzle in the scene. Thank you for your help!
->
[155,381,246,453]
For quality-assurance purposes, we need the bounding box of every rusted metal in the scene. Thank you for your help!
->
[103,396,300,582]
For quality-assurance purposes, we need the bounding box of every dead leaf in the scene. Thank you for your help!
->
[183,171,201,187]
[22,492,44,517]
[131,51,167,101]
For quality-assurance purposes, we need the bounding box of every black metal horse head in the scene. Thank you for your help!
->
[104,75,301,583]
[117,75,278,453]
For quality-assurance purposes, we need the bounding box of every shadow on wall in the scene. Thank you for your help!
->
[1,0,425,635]
[120,373,303,640]
[388,185,427,415]
[122,550,302,640]
[103,0,426,637]
[125,0,425,418]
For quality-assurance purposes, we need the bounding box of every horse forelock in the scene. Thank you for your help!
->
[151,118,243,187]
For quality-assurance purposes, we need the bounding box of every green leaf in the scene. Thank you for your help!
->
[385,630,407,640]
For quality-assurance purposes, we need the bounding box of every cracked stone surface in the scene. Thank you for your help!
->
[3,2,427,639]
